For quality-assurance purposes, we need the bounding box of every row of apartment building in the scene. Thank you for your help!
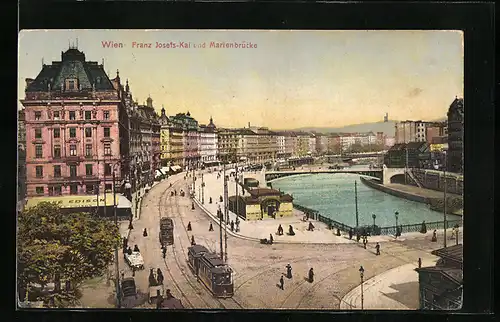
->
[390,97,464,173]
[18,47,397,199]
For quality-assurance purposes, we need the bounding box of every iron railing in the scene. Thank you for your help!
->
[293,203,462,236]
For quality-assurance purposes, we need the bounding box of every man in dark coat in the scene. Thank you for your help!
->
[286,264,292,279]
[191,235,196,246]
[230,220,235,232]
[431,230,437,242]
[187,222,192,231]
[269,234,274,244]
[162,246,167,259]
[349,229,353,240]
[375,243,381,255]
[308,268,314,283]
[133,245,140,252]
[143,228,148,237]
[157,268,164,284]
[127,247,133,255]
[209,223,214,231]
[155,289,163,309]
[149,268,157,286]
[279,275,284,290]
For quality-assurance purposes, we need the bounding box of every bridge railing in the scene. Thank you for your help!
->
[293,203,462,236]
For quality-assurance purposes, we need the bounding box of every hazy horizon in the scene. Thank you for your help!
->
[18,30,463,128]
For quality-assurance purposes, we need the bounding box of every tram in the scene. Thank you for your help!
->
[159,217,174,246]
[187,245,234,298]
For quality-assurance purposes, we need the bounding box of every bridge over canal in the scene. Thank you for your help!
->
[265,166,405,185]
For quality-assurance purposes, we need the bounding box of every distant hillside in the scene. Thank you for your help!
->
[289,121,397,136]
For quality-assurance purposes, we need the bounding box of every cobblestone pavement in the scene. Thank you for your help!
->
[79,170,451,310]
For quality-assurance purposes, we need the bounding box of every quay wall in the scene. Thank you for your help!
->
[360,177,428,203]
[411,169,463,195]
[360,177,463,216]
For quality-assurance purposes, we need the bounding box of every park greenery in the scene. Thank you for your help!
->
[17,202,121,307]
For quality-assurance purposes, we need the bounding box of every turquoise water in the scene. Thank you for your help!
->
[271,172,460,227]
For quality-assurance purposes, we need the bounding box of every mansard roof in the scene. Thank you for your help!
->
[25,48,115,92]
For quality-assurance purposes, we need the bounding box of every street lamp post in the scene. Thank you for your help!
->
[395,211,399,238]
[112,163,122,308]
[372,214,376,229]
[201,173,205,204]
[359,266,365,310]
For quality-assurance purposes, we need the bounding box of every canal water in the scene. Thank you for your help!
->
[270,172,461,227]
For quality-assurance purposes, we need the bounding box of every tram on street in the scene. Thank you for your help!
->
[159,217,174,247]
[187,245,234,298]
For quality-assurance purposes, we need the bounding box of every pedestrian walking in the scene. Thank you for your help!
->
[149,268,157,286]
[209,197,212,204]
[162,246,167,259]
[336,228,341,236]
[431,230,437,242]
[230,220,235,232]
[157,268,164,285]
[269,234,274,244]
[155,289,163,309]
[220,195,223,202]
[286,264,292,279]
[191,235,196,246]
[191,202,195,210]
[375,242,381,255]
[132,266,136,277]
[356,234,361,242]
[308,268,314,283]
[127,247,133,255]
[418,257,422,268]
[363,237,367,249]
[209,223,214,231]
[420,221,427,234]
[128,221,134,230]
[133,244,140,252]
[307,222,315,231]
[166,289,174,299]
[143,228,148,237]
[187,222,192,231]
[279,275,284,290]
[277,224,283,236]
[349,229,353,240]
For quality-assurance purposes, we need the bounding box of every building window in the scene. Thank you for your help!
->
[104,143,111,156]
[53,165,61,178]
[35,186,44,195]
[53,145,61,158]
[35,166,43,178]
[105,184,112,192]
[85,144,92,157]
[70,144,77,156]
[86,184,94,194]
[53,111,60,120]
[69,128,76,138]
[34,111,41,120]
[86,164,93,176]
[35,128,42,139]
[69,111,76,120]
[35,145,43,158]
[49,186,62,196]
[53,128,60,138]
[69,184,78,194]
[85,128,92,138]
[104,163,111,176]
[85,111,92,120]
[69,165,77,178]
[104,127,111,137]
[104,111,110,120]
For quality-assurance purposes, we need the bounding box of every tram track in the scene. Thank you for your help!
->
[170,178,244,309]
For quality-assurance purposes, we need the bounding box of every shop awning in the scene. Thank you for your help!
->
[156,169,164,178]
[26,194,130,209]
[161,167,170,174]
[171,165,182,171]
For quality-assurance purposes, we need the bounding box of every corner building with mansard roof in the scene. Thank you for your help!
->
[20,47,130,198]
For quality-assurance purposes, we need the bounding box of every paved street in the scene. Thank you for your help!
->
[76,169,454,309]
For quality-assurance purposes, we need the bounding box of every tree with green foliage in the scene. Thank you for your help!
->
[17,202,121,307]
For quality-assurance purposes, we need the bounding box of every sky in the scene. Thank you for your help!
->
[18,30,463,129]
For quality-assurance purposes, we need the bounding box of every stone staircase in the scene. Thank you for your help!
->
[407,169,423,188]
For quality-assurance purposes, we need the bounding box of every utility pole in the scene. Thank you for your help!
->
[405,146,408,185]
[103,160,107,217]
[219,165,224,261]
[355,180,359,229]
[235,163,239,220]
[223,163,228,262]
[443,151,447,248]
[112,168,121,308]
